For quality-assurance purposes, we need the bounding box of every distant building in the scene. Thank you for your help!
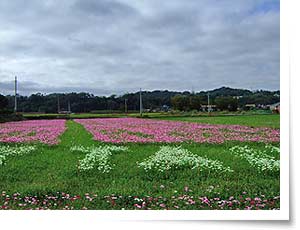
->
[269,102,280,114]
[161,105,170,112]
[245,104,256,110]
[233,96,243,99]
[200,104,217,112]
[58,110,71,114]
[257,104,269,110]
[245,104,256,107]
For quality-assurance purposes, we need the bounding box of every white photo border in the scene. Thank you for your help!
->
[0,0,289,222]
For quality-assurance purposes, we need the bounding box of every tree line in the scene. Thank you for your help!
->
[0,87,280,113]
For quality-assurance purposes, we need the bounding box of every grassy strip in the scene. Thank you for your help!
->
[156,114,280,129]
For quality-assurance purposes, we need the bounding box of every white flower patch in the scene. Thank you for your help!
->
[0,145,36,166]
[229,145,280,172]
[0,155,5,166]
[137,146,233,173]
[70,145,128,153]
[78,147,112,173]
[71,145,128,173]
[265,145,280,155]
[70,145,91,153]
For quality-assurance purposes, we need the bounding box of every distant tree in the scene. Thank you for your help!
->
[0,94,8,110]
[208,86,252,97]
[171,95,190,111]
[215,96,238,111]
[2,87,279,113]
[189,95,203,110]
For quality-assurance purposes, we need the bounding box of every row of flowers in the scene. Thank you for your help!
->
[0,191,97,210]
[70,145,128,172]
[70,144,279,175]
[104,192,280,210]
[1,143,279,174]
[0,120,66,145]
[0,189,280,210]
[0,145,36,166]
[229,145,280,172]
[75,118,280,144]
[137,146,233,173]
[0,118,279,145]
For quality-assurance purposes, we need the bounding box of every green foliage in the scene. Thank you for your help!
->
[171,95,189,111]
[171,94,207,111]
[0,113,23,123]
[4,87,280,113]
[215,96,238,111]
[0,94,8,110]
[189,95,206,110]
[159,114,280,129]
[0,118,280,209]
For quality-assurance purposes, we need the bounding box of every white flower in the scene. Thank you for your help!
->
[229,145,280,172]
[71,145,128,172]
[137,146,233,173]
[0,145,36,166]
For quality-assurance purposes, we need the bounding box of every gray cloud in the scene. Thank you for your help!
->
[72,0,138,17]
[0,0,279,96]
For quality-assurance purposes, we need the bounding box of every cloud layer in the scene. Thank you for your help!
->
[0,0,279,95]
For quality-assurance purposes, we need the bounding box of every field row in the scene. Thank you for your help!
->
[1,143,280,176]
[0,120,66,145]
[0,190,280,210]
[0,118,280,145]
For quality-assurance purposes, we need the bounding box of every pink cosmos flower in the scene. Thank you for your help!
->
[74,118,279,144]
[0,119,66,145]
[159,203,166,208]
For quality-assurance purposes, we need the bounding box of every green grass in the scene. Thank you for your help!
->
[22,110,275,120]
[0,118,280,209]
[156,114,280,129]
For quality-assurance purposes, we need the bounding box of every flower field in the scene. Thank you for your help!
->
[0,115,280,210]
[75,118,279,144]
[0,120,66,145]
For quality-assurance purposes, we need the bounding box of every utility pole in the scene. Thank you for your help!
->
[14,76,17,113]
[124,99,128,115]
[57,95,60,114]
[207,92,210,113]
[139,88,143,117]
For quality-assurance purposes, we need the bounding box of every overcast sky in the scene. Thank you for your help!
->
[0,0,279,96]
